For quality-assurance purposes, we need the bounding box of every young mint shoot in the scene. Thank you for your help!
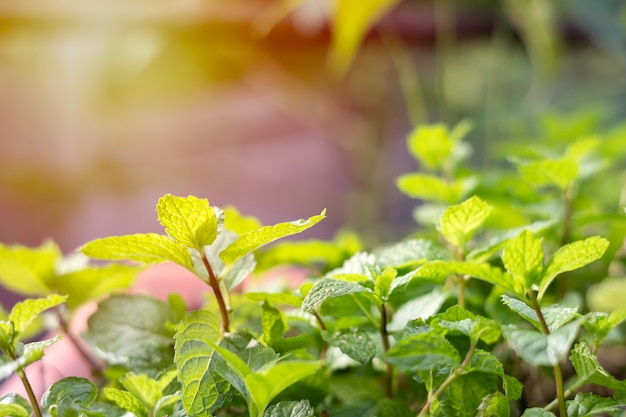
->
[81,194,325,332]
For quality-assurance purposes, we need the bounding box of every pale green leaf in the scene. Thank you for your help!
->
[0,393,31,417]
[540,236,609,300]
[570,342,626,393]
[386,331,461,372]
[118,371,176,411]
[374,266,397,299]
[157,194,219,251]
[503,320,581,366]
[41,377,98,417]
[501,230,544,293]
[566,392,626,417]
[501,295,579,332]
[85,294,177,374]
[0,240,59,295]
[223,206,263,235]
[406,123,455,170]
[396,173,468,204]
[245,292,303,308]
[475,392,510,417]
[583,309,626,345]
[375,239,451,270]
[439,196,493,248]
[174,310,231,416]
[0,336,60,381]
[321,328,376,364]
[245,361,321,415]
[220,210,326,267]
[80,233,193,271]
[9,294,66,336]
[517,158,578,190]
[104,388,147,417]
[261,301,286,347]
[264,400,315,417]
[328,0,401,75]
[388,288,447,331]
[301,278,371,312]
[54,264,140,309]
[431,306,501,345]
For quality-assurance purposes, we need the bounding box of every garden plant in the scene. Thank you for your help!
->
[1,122,626,416]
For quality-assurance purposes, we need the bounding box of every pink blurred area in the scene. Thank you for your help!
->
[0,0,415,255]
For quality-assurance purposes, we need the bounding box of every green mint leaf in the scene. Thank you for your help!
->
[540,236,609,300]
[104,388,147,417]
[373,266,397,299]
[9,294,66,337]
[0,336,61,381]
[439,196,492,249]
[41,377,98,417]
[406,123,456,170]
[0,393,32,417]
[174,310,231,416]
[475,392,510,417]
[264,400,315,417]
[223,206,263,235]
[435,372,499,417]
[85,294,177,374]
[517,158,578,190]
[301,278,372,312]
[570,342,626,393]
[375,239,451,270]
[521,408,556,417]
[430,306,501,345]
[55,264,140,309]
[396,173,469,203]
[201,230,256,291]
[386,331,461,372]
[245,292,303,308]
[118,370,177,412]
[501,230,544,294]
[245,360,322,415]
[321,328,376,364]
[157,194,219,251]
[583,309,626,345]
[80,233,193,271]
[261,301,287,348]
[501,295,579,332]
[502,374,524,401]
[503,320,581,366]
[388,288,447,331]
[0,240,60,295]
[566,392,626,417]
[219,210,326,267]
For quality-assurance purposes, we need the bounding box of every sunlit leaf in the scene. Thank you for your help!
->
[41,377,98,417]
[157,194,220,251]
[501,230,544,293]
[439,196,493,249]
[386,331,461,372]
[220,210,326,267]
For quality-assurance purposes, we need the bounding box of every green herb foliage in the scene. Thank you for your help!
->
[1,121,626,417]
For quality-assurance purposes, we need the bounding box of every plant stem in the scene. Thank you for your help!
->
[57,311,103,377]
[380,303,393,398]
[529,291,568,417]
[417,342,476,417]
[456,275,466,309]
[201,254,230,333]
[16,369,43,417]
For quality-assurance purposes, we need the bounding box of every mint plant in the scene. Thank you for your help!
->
[1,122,626,416]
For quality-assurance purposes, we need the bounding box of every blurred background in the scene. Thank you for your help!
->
[1,0,626,253]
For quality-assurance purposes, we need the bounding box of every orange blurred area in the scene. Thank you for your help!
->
[0,0,421,253]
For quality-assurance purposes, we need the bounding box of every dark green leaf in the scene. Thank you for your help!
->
[84,294,177,374]
[386,331,461,372]
[321,328,376,364]
[41,377,98,417]
[264,400,315,417]
[174,310,231,417]
[566,392,626,417]
[301,278,371,312]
